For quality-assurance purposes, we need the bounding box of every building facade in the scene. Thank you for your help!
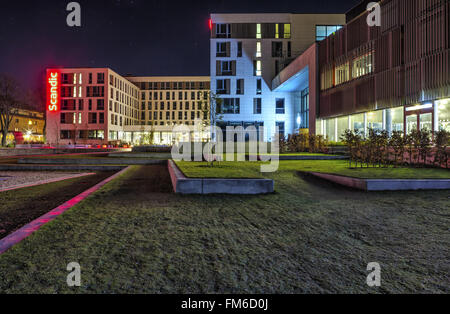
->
[4,108,45,144]
[124,76,210,145]
[316,0,450,141]
[46,68,210,146]
[210,13,346,141]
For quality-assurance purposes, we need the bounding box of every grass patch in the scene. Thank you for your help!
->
[176,160,450,180]
[0,165,448,293]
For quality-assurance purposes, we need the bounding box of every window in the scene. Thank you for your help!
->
[78,100,84,111]
[256,42,262,58]
[256,24,261,39]
[236,79,244,95]
[221,98,240,114]
[284,24,291,39]
[216,24,231,38]
[89,73,92,84]
[300,88,309,129]
[352,52,374,79]
[216,80,228,95]
[97,73,105,84]
[237,42,242,57]
[216,42,228,57]
[97,99,105,110]
[88,113,97,124]
[272,42,283,57]
[221,61,233,75]
[254,60,262,76]
[99,113,105,124]
[276,98,285,114]
[275,24,279,39]
[276,122,285,138]
[60,113,67,124]
[287,42,292,58]
[256,79,262,95]
[316,25,342,41]
[216,79,230,94]
[335,62,350,85]
[253,98,262,114]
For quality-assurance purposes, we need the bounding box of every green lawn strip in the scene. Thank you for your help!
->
[0,165,448,293]
[176,160,450,180]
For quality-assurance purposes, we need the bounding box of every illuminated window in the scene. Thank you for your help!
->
[256,24,261,39]
[352,52,373,79]
[73,73,77,85]
[254,60,262,76]
[256,42,262,58]
[79,74,82,84]
[316,25,342,41]
[335,62,350,85]
[73,86,77,98]
[78,86,82,98]
[78,113,82,124]
[275,24,279,39]
[284,24,291,38]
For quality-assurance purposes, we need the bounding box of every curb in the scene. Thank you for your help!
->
[18,158,166,165]
[306,171,450,191]
[0,166,132,255]
[0,172,95,192]
[0,165,127,171]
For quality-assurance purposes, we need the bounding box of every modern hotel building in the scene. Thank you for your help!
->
[209,13,346,141]
[45,68,210,146]
[274,0,450,141]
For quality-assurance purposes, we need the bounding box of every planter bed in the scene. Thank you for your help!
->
[168,160,274,195]
[305,171,450,191]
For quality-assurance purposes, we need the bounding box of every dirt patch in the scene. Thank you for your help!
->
[0,171,115,240]
[117,165,173,194]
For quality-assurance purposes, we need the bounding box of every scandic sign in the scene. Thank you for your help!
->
[47,70,60,112]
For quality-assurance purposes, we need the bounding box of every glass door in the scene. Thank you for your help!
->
[419,113,432,131]
[406,114,418,134]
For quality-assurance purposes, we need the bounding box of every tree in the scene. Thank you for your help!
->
[0,75,21,147]
[200,92,223,166]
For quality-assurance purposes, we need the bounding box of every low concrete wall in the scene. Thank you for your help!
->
[0,148,128,157]
[108,152,172,159]
[0,165,126,171]
[18,158,166,165]
[250,155,348,161]
[307,171,450,191]
[168,160,274,195]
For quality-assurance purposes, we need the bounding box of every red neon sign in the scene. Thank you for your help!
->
[47,70,60,112]
[208,19,213,30]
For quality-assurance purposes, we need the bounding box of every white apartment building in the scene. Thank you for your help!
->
[210,13,345,141]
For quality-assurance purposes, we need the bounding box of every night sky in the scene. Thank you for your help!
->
[0,0,361,91]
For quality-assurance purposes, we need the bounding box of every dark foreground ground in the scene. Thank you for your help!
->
[0,164,448,293]
[0,172,115,240]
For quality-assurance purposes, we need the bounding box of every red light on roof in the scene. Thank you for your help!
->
[208,19,213,30]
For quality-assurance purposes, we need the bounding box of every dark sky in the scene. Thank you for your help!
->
[0,0,361,91]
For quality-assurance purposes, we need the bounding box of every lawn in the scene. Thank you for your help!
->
[176,160,450,180]
[0,164,448,293]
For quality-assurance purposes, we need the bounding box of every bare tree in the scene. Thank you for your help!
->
[0,75,21,147]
